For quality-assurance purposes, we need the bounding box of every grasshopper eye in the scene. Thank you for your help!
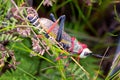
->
[84,52,91,56]
[27,16,33,20]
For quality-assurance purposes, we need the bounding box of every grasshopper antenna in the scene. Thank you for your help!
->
[91,53,109,59]
[85,53,109,59]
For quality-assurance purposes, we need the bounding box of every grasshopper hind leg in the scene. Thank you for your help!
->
[49,13,66,42]
[56,15,66,42]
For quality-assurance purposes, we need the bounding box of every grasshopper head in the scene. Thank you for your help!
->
[26,7,38,21]
[79,48,92,58]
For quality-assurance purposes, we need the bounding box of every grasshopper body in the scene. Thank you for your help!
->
[26,7,92,58]
[16,7,92,58]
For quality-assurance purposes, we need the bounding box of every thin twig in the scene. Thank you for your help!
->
[40,66,56,71]
[94,46,110,80]
[71,57,90,79]
[36,0,44,11]
[10,0,19,10]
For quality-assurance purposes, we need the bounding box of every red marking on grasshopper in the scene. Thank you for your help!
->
[78,42,87,54]
[69,37,75,52]
[46,19,60,34]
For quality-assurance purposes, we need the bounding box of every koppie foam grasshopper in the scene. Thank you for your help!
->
[26,7,92,58]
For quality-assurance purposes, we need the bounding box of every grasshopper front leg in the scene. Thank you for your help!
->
[50,13,56,22]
